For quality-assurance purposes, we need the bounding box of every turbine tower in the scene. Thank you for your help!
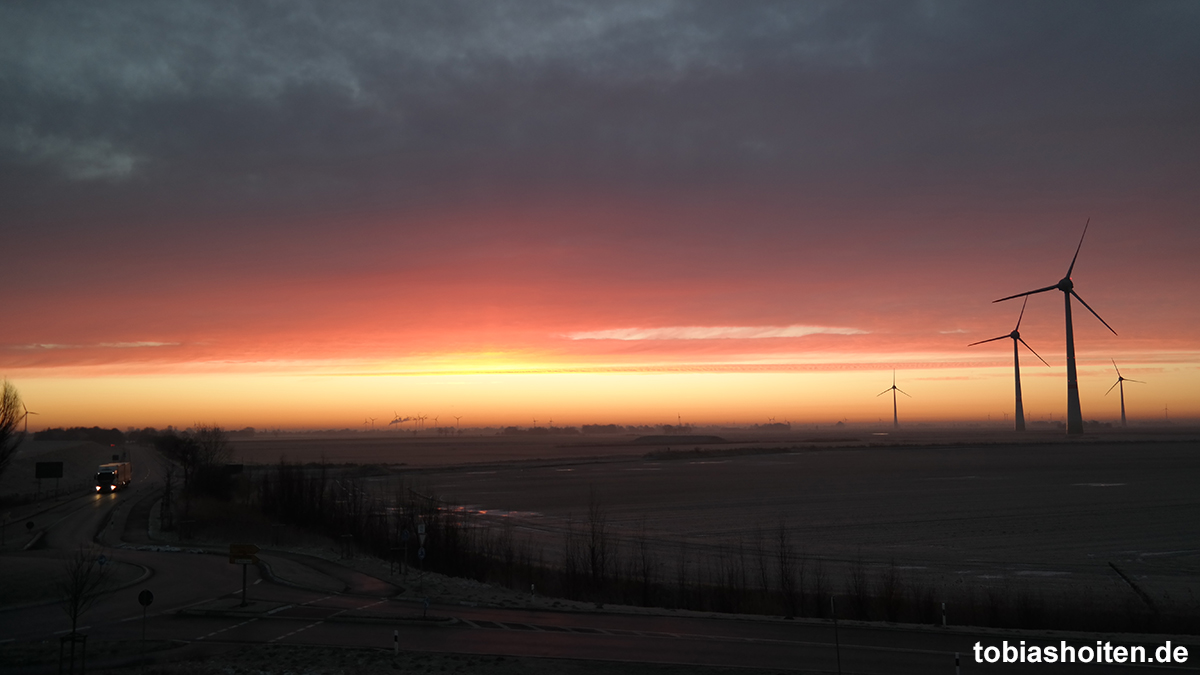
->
[968,297,1049,432]
[1105,360,1144,427]
[877,371,910,429]
[994,220,1116,435]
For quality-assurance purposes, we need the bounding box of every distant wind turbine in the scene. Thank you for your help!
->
[453,415,462,429]
[994,220,1116,434]
[20,403,39,434]
[877,371,911,429]
[1106,360,1144,427]
[968,297,1050,432]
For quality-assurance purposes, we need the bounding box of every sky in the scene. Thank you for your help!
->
[3,1,1199,430]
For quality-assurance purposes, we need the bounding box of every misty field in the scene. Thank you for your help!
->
[232,428,1200,631]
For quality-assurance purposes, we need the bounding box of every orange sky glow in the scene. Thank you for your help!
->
[5,4,1199,431]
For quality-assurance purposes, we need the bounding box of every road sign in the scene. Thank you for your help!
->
[401,529,410,542]
[138,590,154,607]
[417,523,425,534]
[35,462,63,479]
[229,543,259,565]
[417,547,425,561]
[418,532,426,546]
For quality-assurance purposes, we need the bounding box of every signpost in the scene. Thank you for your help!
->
[35,462,63,498]
[229,544,259,607]
[138,590,153,672]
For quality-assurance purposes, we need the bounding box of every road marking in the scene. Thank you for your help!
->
[270,620,322,643]
[197,618,257,641]
[300,594,335,606]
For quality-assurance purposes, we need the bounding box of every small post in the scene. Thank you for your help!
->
[141,602,147,673]
[241,562,248,607]
[831,596,842,675]
[955,651,961,675]
[393,629,398,656]
[942,601,946,627]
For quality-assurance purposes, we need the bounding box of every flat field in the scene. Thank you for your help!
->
[232,426,1200,620]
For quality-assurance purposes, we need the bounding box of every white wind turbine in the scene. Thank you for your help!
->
[993,220,1117,434]
[20,403,39,434]
[877,371,911,429]
[968,297,1049,432]
[1105,360,1145,427]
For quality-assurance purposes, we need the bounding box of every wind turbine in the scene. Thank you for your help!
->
[20,403,38,434]
[994,220,1116,435]
[1105,360,1144,427]
[453,415,462,429]
[877,371,911,429]
[968,297,1050,432]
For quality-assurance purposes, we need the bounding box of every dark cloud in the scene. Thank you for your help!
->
[2,0,1198,235]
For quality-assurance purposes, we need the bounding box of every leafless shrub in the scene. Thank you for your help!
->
[878,559,904,622]
[847,556,870,619]
[776,522,799,618]
[57,543,113,675]
[0,380,25,481]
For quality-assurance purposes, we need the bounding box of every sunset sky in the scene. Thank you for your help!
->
[4,1,1199,429]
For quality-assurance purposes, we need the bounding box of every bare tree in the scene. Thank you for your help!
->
[192,423,232,466]
[57,545,113,671]
[776,522,799,619]
[586,488,610,597]
[0,379,24,480]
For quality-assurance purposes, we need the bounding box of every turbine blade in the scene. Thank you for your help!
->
[994,285,1057,303]
[896,388,912,398]
[1105,380,1120,396]
[968,335,1009,346]
[1071,290,1117,335]
[1127,379,1146,384]
[1018,337,1050,367]
[877,389,891,397]
[1066,218,1090,277]
[1015,296,1029,330]
[1112,358,1122,377]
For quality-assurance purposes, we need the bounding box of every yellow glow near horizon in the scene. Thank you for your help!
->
[10,354,1197,430]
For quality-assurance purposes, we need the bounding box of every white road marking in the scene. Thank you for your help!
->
[197,618,257,641]
[300,594,335,606]
[269,620,323,643]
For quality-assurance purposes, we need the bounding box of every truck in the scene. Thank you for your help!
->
[96,462,132,493]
